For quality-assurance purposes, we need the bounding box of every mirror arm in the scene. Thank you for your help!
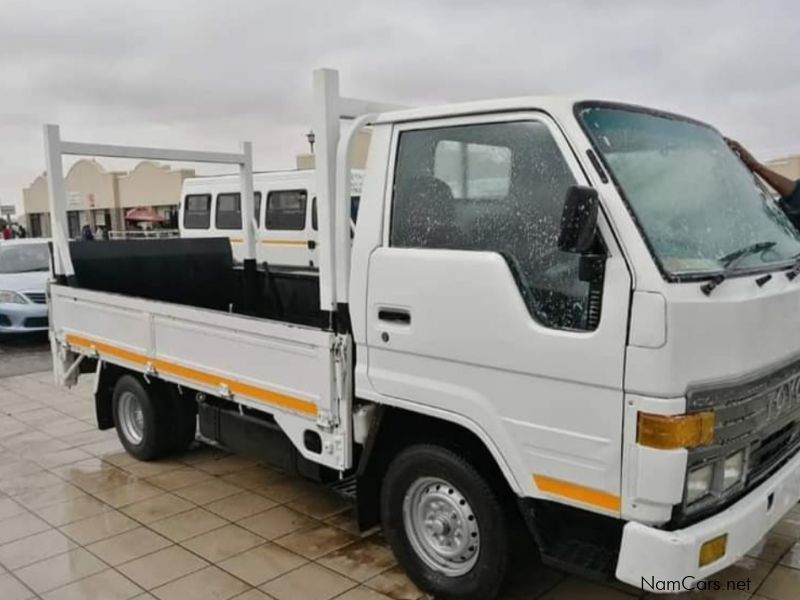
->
[578,249,606,283]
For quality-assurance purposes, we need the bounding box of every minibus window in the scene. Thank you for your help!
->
[214,192,261,230]
[254,191,262,221]
[266,190,307,230]
[311,196,359,231]
[312,197,317,230]
[184,194,211,229]
[216,193,242,230]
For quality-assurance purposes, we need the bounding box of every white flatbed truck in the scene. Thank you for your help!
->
[46,70,800,599]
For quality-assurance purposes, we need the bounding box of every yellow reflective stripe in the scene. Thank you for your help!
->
[533,474,621,512]
[227,238,308,246]
[261,239,308,246]
[65,334,317,416]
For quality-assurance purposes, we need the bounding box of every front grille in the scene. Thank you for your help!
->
[672,357,800,526]
[23,292,46,304]
[23,317,48,328]
[749,421,800,486]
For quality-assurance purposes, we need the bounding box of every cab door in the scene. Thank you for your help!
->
[365,113,632,512]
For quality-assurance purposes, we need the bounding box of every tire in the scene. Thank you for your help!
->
[380,444,510,600]
[112,374,171,461]
[164,385,197,454]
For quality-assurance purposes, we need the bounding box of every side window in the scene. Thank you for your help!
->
[266,190,307,230]
[254,191,262,222]
[30,214,43,238]
[311,195,359,232]
[184,194,211,229]
[215,193,241,230]
[434,142,511,200]
[311,197,317,231]
[213,192,261,230]
[391,121,599,331]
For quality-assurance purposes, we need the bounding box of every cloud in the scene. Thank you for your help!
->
[1,0,798,211]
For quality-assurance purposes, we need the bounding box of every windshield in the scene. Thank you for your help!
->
[579,105,800,277]
[0,244,50,274]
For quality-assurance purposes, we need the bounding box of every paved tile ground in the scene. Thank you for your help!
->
[0,369,798,599]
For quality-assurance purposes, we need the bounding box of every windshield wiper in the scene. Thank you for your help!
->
[785,252,800,281]
[701,241,776,296]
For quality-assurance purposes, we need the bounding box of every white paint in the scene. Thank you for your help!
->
[45,70,800,588]
[617,448,800,587]
[179,168,363,268]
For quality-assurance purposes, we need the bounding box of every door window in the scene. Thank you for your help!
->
[184,194,211,229]
[214,191,262,230]
[254,191,262,223]
[266,190,307,230]
[67,211,81,239]
[391,120,601,331]
[30,214,42,238]
[215,193,241,230]
[311,196,361,231]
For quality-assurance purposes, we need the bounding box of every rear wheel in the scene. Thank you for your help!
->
[381,444,510,600]
[112,375,170,460]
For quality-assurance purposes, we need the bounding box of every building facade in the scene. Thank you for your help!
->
[22,160,194,238]
[21,130,370,239]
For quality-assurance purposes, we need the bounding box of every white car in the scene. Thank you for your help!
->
[0,239,50,333]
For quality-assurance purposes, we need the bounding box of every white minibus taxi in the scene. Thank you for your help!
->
[179,168,363,268]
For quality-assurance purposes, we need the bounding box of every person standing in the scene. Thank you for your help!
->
[726,139,800,225]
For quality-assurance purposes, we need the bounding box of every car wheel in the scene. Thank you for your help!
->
[112,374,170,460]
[381,444,510,600]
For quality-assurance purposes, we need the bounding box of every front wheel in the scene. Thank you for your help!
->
[380,444,510,600]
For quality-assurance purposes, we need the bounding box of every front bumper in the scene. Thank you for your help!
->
[616,447,800,591]
[0,302,49,333]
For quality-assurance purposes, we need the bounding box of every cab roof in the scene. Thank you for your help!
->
[372,97,708,130]
[373,96,586,125]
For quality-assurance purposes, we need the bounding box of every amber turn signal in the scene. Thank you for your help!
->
[637,411,714,449]
[698,534,727,567]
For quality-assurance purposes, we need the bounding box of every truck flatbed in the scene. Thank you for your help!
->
[51,282,349,471]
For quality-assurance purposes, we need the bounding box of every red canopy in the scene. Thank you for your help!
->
[125,207,165,222]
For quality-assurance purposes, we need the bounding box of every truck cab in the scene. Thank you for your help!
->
[44,73,800,600]
[349,97,800,592]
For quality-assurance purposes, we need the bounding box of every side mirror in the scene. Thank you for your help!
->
[558,185,599,254]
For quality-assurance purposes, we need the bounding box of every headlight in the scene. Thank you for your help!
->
[0,291,27,304]
[687,463,714,503]
[723,450,745,490]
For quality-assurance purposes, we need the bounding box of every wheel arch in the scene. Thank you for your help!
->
[94,360,128,430]
[355,403,522,530]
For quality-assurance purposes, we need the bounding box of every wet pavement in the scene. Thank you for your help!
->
[0,333,50,378]
[0,367,798,599]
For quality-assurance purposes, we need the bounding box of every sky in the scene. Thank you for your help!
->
[1,0,798,215]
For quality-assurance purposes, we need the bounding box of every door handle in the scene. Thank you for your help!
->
[378,308,411,325]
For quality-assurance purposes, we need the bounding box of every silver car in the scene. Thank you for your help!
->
[0,239,50,333]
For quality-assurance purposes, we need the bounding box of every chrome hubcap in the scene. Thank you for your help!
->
[118,391,144,445]
[403,477,480,576]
